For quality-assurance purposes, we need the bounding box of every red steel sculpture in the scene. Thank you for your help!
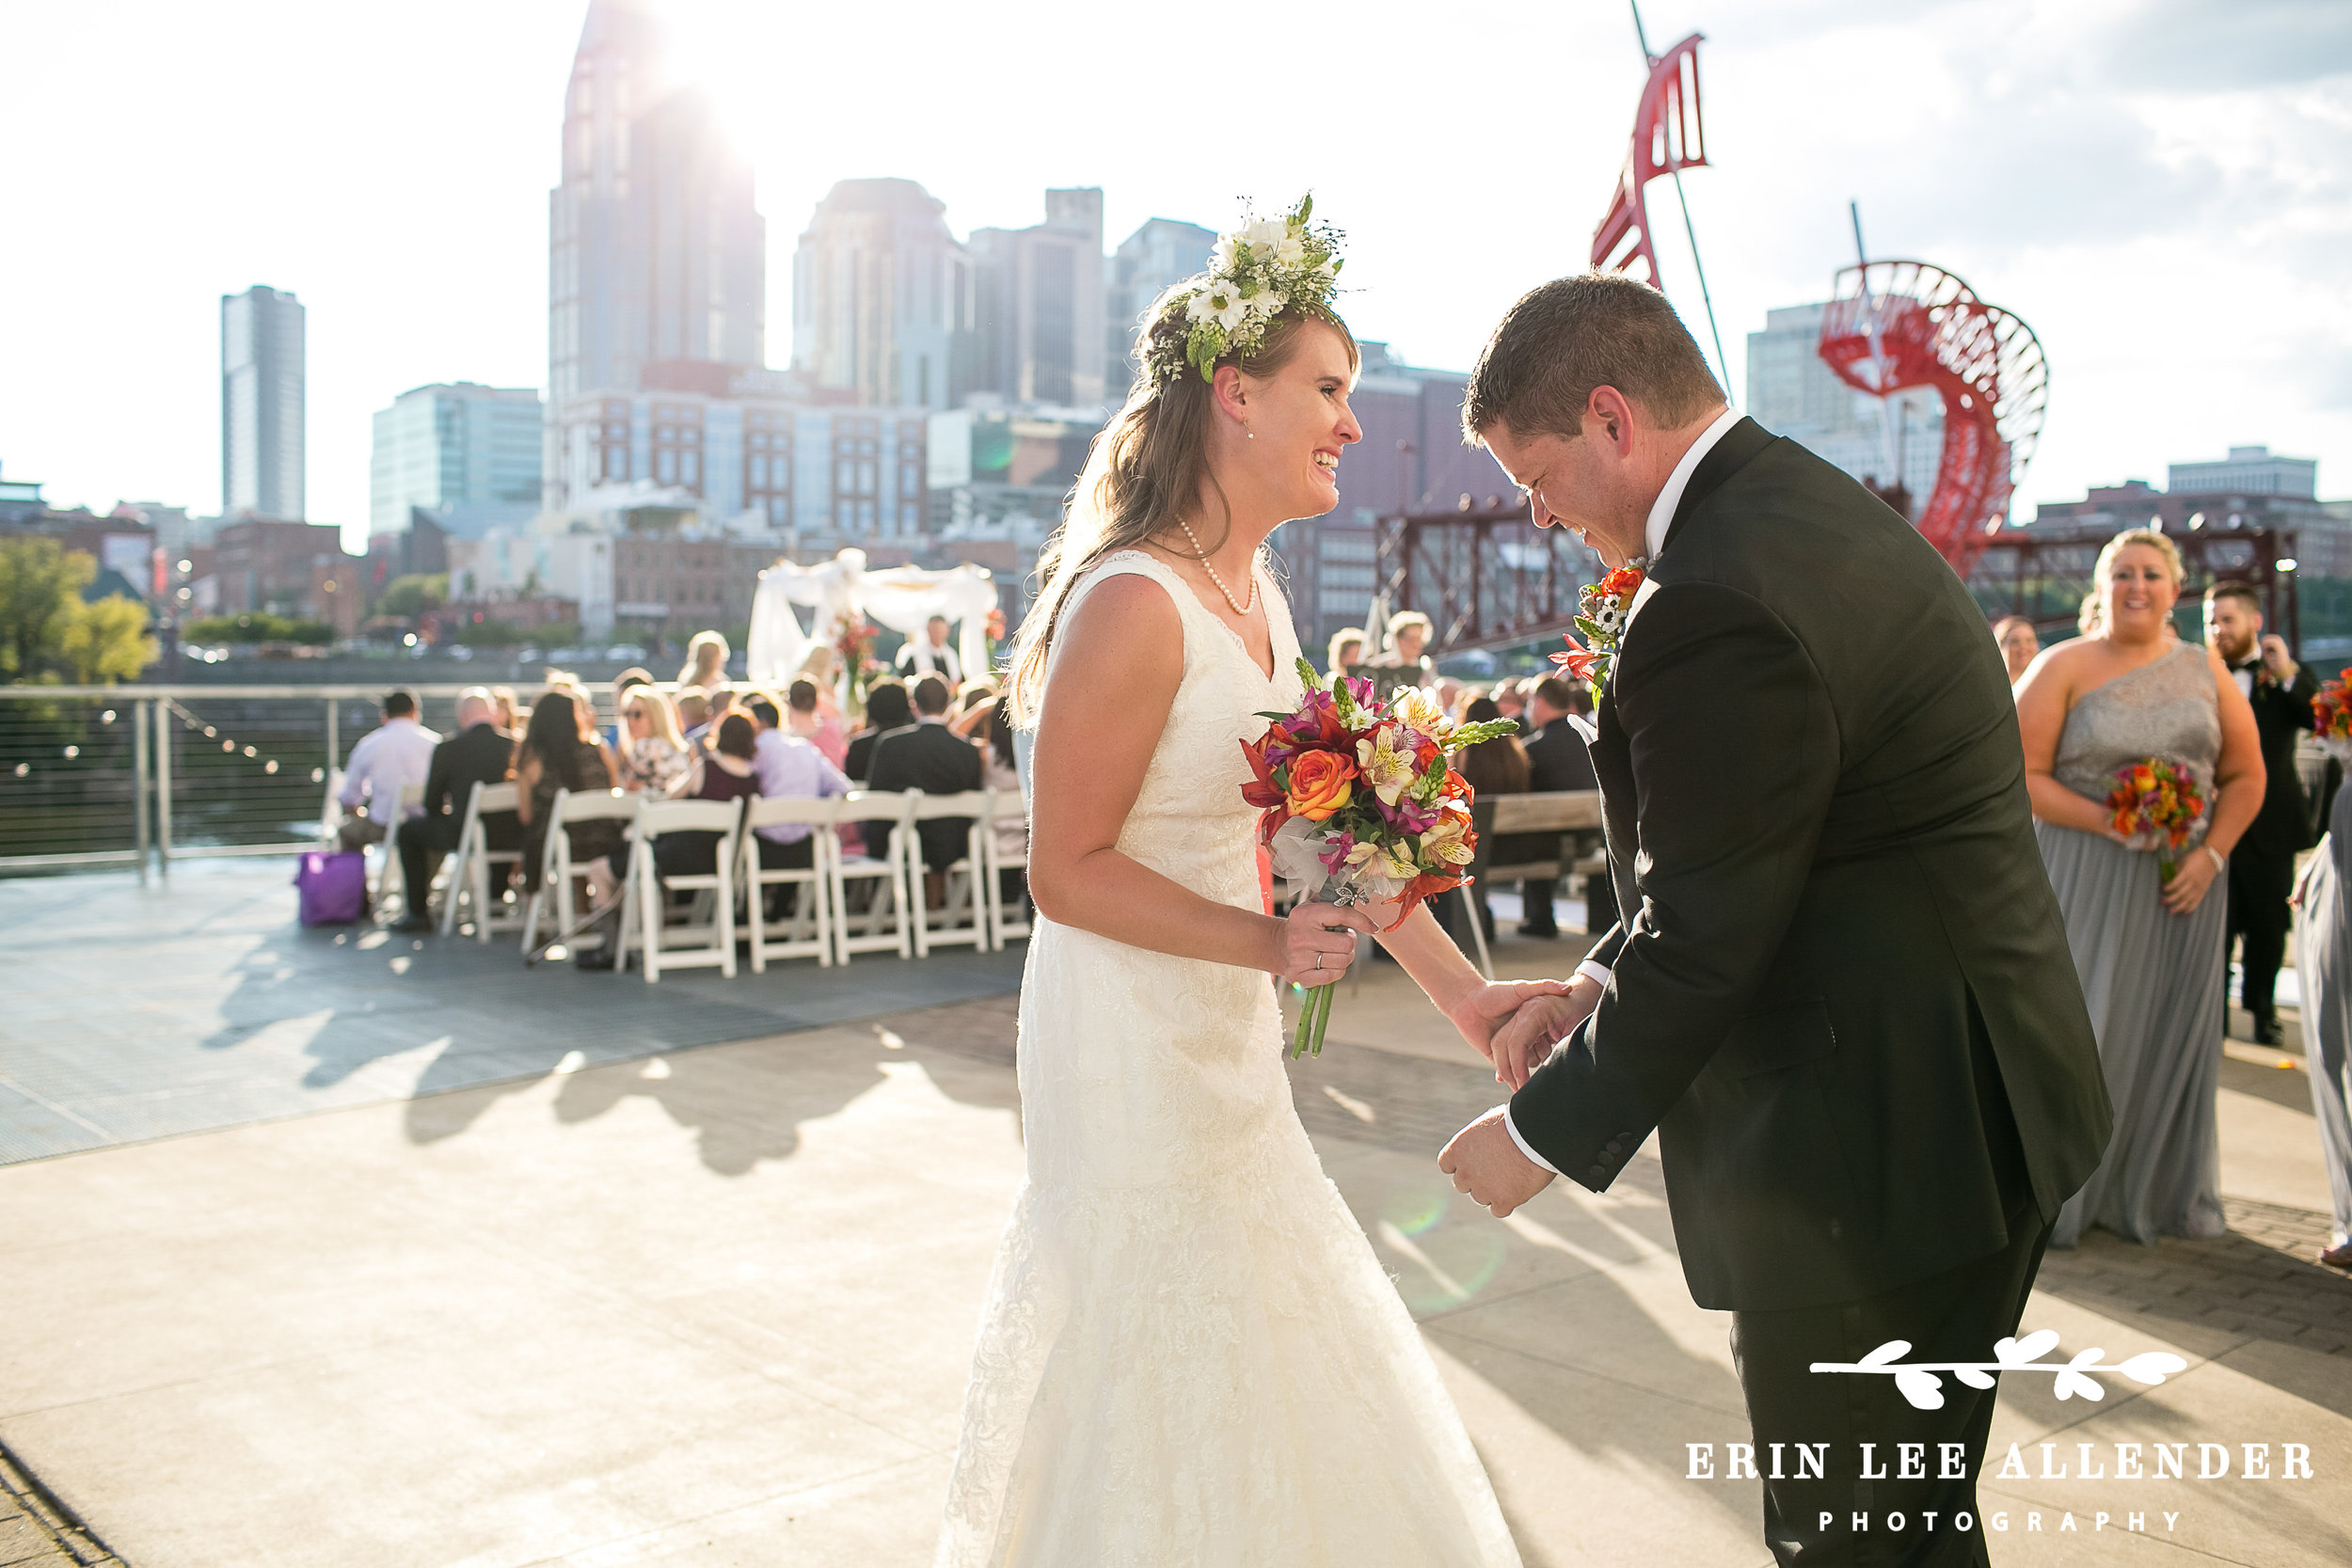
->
[1817,261,2049,578]
[1591,32,1708,282]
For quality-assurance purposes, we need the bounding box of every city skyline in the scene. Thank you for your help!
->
[4,0,2347,548]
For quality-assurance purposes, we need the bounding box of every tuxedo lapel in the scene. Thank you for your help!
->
[1658,417,1775,559]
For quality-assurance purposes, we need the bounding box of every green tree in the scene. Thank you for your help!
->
[377,573,448,620]
[0,537,91,681]
[57,593,156,683]
[0,538,155,684]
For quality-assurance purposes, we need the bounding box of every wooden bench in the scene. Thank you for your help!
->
[1460,790,1605,979]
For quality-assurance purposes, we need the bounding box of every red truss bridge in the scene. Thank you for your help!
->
[1818,260,2049,578]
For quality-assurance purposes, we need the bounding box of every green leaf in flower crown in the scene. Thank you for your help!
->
[1298,193,1313,222]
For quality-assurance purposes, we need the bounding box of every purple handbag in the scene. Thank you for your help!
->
[294,850,370,927]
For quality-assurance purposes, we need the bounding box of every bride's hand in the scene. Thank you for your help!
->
[1446,978,1576,1068]
[1276,901,1379,988]
[1486,976,1603,1090]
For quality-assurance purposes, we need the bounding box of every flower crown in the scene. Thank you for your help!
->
[1143,195,1346,384]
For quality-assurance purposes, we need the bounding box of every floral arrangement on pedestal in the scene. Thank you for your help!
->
[834,612,880,718]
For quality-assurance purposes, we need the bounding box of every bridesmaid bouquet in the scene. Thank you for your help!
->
[1241,660,1518,1056]
[2104,757,2208,880]
[2312,667,2352,762]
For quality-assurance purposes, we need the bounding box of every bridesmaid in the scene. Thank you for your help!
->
[2291,786,2352,1269]
[2014,529,2265,1245]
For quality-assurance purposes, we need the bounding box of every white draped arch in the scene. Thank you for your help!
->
[747,547,1000,688]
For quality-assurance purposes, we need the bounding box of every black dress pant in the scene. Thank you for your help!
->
[1732,1197,2051,1566]
[2227,849,2295,1025]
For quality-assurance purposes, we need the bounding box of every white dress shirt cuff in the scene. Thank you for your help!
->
[1575,959,1613,988]
[1501,1104,1564,1176]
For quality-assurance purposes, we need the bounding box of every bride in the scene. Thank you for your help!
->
[936,200,1553,1565]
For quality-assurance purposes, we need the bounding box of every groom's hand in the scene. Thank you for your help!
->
[1438,1107,1555,1218]
[1488,974,1602,1090]
[1445,977,1573,1068]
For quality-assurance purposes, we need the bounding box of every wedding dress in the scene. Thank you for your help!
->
[937,551,1520,1566]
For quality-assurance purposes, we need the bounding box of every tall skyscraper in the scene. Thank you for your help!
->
[221,284,305,519]
[967,189,1106,410]
[1105,217,1216,396]
[547,0,766,500]
[791,178,975,412]
[370,383,545,538]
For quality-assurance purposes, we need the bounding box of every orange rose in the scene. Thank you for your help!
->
[1284,749,1357,821]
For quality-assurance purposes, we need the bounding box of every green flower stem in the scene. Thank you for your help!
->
[1292,977,1338,1058]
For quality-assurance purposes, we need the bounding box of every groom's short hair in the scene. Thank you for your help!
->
[1461,273,1724,443]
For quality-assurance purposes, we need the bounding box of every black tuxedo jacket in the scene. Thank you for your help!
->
[1510,418,2111,1312]
[416,722,517,852]
[2227,658,2318,863]
[866,721,984,870]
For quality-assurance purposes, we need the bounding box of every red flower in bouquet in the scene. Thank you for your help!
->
[1240,659,1519,1056]
[2105,755,2207,879]
[2314,667,2352,752]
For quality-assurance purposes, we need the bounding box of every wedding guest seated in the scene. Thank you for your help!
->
[515,689,625,967]
[1443,696,1533,949]
[1519,676,1601,940]
[1492,677,1533,736]
[745,692,850,875]
[982,698,1029,918]
[394,688,517,933]
[616,685,692,796]
[654,714,759,882]
[786,678,847,768]
[490,686,519,735]
[336,689,439,853]
[606,667,654,750]
[844,680,915,784]
[867,675,984,906]
[674,686,710,737]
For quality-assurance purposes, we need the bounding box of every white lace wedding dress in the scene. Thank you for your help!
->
[937,551,1520,1566]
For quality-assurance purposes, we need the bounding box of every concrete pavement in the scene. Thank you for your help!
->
[0,872,2346,1564]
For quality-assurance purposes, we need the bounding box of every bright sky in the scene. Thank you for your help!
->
[4,0,2347,552]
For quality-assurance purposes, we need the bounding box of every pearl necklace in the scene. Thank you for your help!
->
[1174,518,1256,616]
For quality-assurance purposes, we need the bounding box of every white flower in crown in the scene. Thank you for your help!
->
[1144,194,1347,383]
[1187,277,1249,332]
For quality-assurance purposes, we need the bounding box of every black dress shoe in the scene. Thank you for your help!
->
[573,944,617,972]
[1518,923,1559,940]
[391,915,436,935]
[2250,1016,2279,1046]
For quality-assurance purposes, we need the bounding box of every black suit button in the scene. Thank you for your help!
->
[1603,1138,1623,1155]
[1587,1164,1607,1180]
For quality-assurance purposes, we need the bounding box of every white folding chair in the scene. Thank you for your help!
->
[739,796,836,970]
[980,787,1032,950]
[832,789,915,962]
[909,789,989,957]
[520,787,640,954]
[373,783,427,918]
[617,796,741,983]
[440,781,527,941]
[318,768,346,844]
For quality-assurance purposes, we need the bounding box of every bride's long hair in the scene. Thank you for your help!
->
[1006,292,1357,724]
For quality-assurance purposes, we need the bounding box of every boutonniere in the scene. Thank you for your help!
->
[1551,566,1646,697]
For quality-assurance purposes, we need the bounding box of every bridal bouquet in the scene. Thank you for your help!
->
[2312,668,2352,762]
[2105,757,2208,880]
[1241,660,1518,1056]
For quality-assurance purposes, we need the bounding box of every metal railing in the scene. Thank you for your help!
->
[0,683,639,880]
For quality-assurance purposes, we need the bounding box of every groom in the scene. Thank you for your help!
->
[1438,275,2111,1566]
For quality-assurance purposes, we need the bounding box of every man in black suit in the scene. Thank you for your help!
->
[1438,275,2111,1566]
[2203,580,2318,1045]
[867,675,983,906]
[1517,675,1603,940]
[396,689,517,934]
